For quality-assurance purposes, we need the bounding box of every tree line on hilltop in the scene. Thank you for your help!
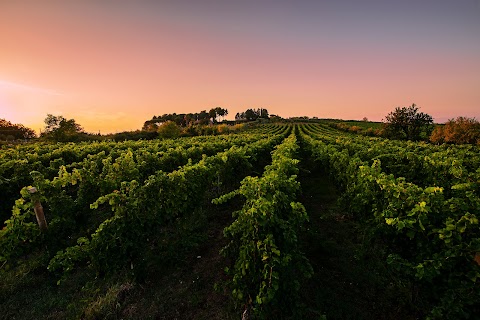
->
[142,107,273,138]
[1,105,479,144]
[143,107,229,131]
[142,107,271,132]
[234,108,269,121]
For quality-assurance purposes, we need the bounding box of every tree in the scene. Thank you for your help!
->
[244,109,257,121]
[157,121,181,139]
[41,114,84,141]
[145,108,230,128]
[383,104,433,140]
[142,121,159,132]
[208,108,217,123]
[0,119,36,140]
[235,112,244,121]
[234,108,270,121]
[217,107,228,121]
[209,107,228,122]
[257,108,269,119]
[430,117,480,145]
[206,107,229,123]
[197,110,210,125]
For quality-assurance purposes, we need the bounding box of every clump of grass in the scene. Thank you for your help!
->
[83,282,134,320]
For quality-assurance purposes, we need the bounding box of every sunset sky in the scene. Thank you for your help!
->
[1,0,479,134]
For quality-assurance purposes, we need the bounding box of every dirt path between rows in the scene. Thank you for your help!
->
[298,159,418,320]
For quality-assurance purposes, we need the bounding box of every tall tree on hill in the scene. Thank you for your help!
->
[236,108,269,121]
[197,110,210,125]
[146,108,229,127]
[244,109,257,121]
[208,108,217,122]
[258,108,269,119]
[208,107,229,123]
[383,104,433,141]
[217,107,228,121]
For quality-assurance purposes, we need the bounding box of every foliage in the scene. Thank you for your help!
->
[300,123,480,319]
[157,121,181,139]
[235,108,269,121]
[0,118,36,140]
[214,134,312,318]
[46,134,285,277]
[383,104,433,141]
[430,117,480,145]
[208,107,228,122]
[2,122,479,318]
[105,130,158,141]
[330,121,382,137]
[143,107,229,128]
[40,114,85,142]
[0,128,289,280]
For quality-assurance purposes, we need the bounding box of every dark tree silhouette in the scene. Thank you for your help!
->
[0,118,36,140]
[235,108,269,121]
[41,114,85,141]
[144,108,230,128]
[383,104,433,141]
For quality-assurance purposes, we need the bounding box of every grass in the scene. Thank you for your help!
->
[0,253,86,319]
[340,120,383,130]
[314,118,384,130]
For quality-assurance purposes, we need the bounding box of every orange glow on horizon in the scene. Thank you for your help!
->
[1,1,479,133]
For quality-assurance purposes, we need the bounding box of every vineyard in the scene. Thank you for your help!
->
[1,123,479,319]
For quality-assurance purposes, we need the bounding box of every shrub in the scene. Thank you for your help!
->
[430,117,480,145]
[157,121,181,139]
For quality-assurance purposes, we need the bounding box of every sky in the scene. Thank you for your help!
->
[1,0,479,134]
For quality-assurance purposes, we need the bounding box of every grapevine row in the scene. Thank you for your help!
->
[214,132,312,318]
[0,129,290,272]
[299,124,480,319]
[302,123,480,191]
[0,131,288,224]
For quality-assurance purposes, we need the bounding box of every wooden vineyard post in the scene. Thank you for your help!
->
[28,187,48,232]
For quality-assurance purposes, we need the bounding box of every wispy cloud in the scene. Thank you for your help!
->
[0,79,68,129]
[0,80,64,96]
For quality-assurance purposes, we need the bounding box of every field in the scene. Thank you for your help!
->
[1,123,479,319]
